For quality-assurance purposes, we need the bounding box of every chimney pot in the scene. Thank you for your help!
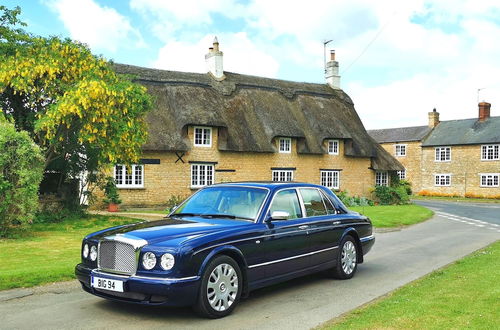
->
[478,102,491,122]
[330,50,336,61]
[428,108,440,128]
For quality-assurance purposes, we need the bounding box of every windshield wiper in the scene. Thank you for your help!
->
[200,214,254,220]
[171,212,199,217]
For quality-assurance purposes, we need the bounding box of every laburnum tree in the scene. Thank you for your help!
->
[0,6,152,202]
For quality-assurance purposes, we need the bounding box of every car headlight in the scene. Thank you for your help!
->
[82,244,89,258]
[142,252,157,270]
[160,253,175,270]
[90,245,97,261]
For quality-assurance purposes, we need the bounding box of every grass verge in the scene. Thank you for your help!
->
[0,215,140,291]
[350,204,433,228]
[321,240,500,329]
[412,195,500,203]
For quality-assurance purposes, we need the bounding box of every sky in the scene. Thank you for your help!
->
[6,0,500,129]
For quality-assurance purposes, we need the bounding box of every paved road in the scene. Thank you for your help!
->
[1,205,498,330]
[414,200,500,226]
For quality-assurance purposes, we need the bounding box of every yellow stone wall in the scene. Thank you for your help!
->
[420,145,500,197]
[380,141,423,191]
[114,127,377,207]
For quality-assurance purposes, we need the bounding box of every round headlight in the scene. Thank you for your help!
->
[90,245,97,261]
[142,252,157,270]
[160,253,175,270]
[82,244,89,258]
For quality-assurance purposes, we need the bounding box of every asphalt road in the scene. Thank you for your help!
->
[414,200,500,225]
[1,203,499,330]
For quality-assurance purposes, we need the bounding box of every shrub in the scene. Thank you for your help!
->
[165,194,188,212]
[335,190,374,207]
[102,176,121,205]
[0,122,44,237]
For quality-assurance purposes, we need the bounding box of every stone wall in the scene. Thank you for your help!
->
[380,141,423,192]
[113,126,377,208]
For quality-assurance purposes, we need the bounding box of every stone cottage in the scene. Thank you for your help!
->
[110,39,403,207]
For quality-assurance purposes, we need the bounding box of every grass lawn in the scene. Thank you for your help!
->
[412,195,500,203]
[0,215,141,291]
[322,240,500,329]
[350,204,433,228]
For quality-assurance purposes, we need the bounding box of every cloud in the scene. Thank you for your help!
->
[152,33,280,78]
[47,0,144,52]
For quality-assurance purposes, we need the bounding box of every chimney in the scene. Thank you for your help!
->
[205,36,225,80]
[325,50,340,89]
[478,102,491,122]
[428,108,440,128]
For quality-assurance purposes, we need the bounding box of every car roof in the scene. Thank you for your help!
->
[210,181,325,190]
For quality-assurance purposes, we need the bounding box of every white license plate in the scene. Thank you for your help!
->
[91,276,124,292]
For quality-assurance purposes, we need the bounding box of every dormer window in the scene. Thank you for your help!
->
[194,127,212,147]
[327,140,339,155]
[279,138,291,153]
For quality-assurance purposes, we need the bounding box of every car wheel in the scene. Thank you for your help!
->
[332,235,358,280]
[194,255,242,318]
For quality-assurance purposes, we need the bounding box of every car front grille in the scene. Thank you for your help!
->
[98,240,137,275]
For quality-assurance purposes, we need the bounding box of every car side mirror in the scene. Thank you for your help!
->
[270,211,290,220]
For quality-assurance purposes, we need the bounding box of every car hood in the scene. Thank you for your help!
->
[89,217,250,245]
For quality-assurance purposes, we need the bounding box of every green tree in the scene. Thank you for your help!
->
[0,121,44,237]
[0,6,152,200]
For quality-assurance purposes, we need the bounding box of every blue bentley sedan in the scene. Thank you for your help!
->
[76,182,374,318]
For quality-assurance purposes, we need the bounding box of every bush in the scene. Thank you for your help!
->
[373,184,411,205]
[335,190,374,207]
[102,176,121,205]
[165,194,188,212]
[0,122,44,237]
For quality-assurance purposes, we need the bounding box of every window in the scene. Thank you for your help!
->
[320,170,340,189]
[395,144,406,156]
[481,145,499,160]
[269,189,302,220]
[480,174,499,187]
[114,165,144,188]
[435,147,451,162]
[327,140,339,155]
[272,170,293,182]
[194,127,212,147]
[191,164,214,188]
[435,174,451,186]
[375,171,388,186]
[397,170,406,180]
[278,138,291,153]
[300,188,328,217]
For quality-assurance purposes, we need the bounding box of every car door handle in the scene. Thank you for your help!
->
[298,225,309,230]
[332,221,341,225]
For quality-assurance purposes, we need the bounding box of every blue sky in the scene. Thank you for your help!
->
[6,0,500,129]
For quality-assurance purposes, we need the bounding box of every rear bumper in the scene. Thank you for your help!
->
[75,263,200,306]
[360,234,375,255]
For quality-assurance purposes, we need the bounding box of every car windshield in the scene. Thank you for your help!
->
[173,186,268,221]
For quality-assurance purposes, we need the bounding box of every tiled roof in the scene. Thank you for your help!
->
[368,126,433,143]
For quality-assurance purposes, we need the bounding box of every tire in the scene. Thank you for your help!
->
[194,255,242,318]
[332,235,358,279]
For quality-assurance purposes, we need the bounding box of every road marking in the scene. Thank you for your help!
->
[436,211,500,233]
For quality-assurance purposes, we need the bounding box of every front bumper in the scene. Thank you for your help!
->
[75,263,201,306]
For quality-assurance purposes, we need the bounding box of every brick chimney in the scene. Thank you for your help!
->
[325,50,340,89]
[478,102,491,122]
[428,108,440,128]
[205,36,225,80]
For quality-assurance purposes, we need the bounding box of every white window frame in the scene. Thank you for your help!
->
[479,173,499,187]
[395,144,407,157]
[397,169,406,180]
[320,170,340,189]
[272,170,294,182]
[114,164,144,189]
[191,164,215,188]
[327,140,339,155]
[435,147,451,162]
[481,145,499,161]
[375,171,388,186]
[434,174,451,186]
[278,138,292,153]
[194,126,212,147]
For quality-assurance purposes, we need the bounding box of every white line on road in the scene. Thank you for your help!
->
[436,211,499,233]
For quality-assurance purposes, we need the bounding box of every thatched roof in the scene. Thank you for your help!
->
[114,63,403,171]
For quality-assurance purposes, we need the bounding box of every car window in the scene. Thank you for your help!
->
[269,189,302,220]
[300,189,328,217]
[320,192,336,215]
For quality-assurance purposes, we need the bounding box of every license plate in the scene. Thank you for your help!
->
[91,276,124,292]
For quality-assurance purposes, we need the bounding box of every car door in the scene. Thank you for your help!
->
[247,188,312,281]
[297,188,343,267]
